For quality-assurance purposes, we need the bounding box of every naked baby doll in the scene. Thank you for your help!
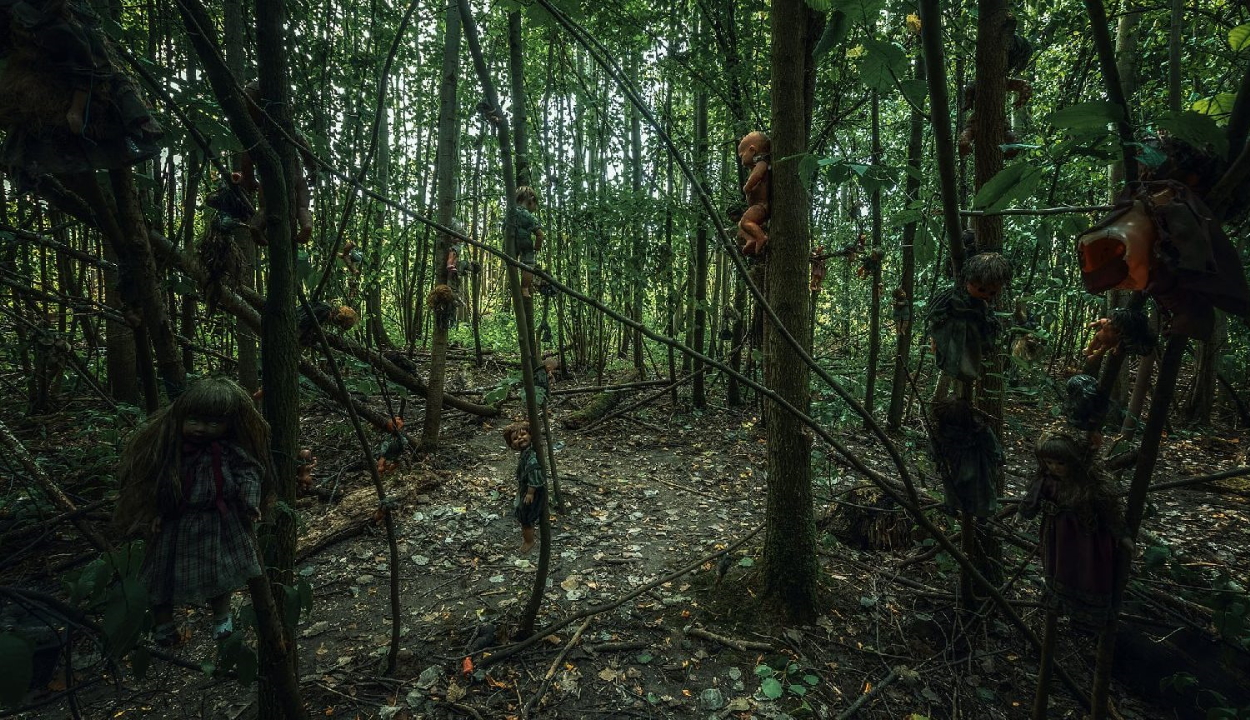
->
[736,131,771,256]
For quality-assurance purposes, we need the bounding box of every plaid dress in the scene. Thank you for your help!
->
[512,446,546,528]
[140,441,263,605]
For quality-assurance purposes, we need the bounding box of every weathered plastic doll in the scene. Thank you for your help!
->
[736,131,771,256]
[113,378,269,644]
[1022,428,1131,619]
[512,186,545,298]
[502,421,545,554]
[927,251,1011,396]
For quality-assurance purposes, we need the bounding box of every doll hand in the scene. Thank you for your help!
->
[150,516,162,534]
[524,488,536,505]
[249,507,262,522]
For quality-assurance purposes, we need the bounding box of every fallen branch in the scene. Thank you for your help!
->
[523,617,593,718]
[551,378,673,396]
[478,525,762,668]
[684,626,770,652]
[835,668,899,720]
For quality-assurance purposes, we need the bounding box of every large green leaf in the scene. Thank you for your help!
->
[799,153,820,191]
[899,79,928,109]
[1047,101,1124,132]
[102,578,148,658]
[972,162,1044,211]
[831,0,887,24]
[1155,110,1229,158]
[0,633,34,707]
[860,38,907,94]
[1191,94,1237,117]
[814,11,849,60]
[1230,23,1250,52]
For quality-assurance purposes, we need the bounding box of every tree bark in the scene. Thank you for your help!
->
[691,87,709,408]
[864,91,882,423]
[762,0,819,623]
[888,58,924,430]
[422,0,462,449]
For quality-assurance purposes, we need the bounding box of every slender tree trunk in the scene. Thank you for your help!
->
[422,0,462,449]
[864,91,882,422]
[761,0,819,623]
[224,0,258,391]
[888,57,924,429]
[691,88,709,408]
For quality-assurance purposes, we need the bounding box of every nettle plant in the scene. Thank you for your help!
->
[755,659,820,710]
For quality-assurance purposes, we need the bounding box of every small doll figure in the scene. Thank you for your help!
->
[927,252,1011,388]
[736,131,771,256]
[296,448,317,493]
[112,378,269,645]
[1022,427,1131,620]
[928,397,1003,517]
[232,81,316,244]
[296,301,358,346]
[502,421,546,554]
[511,186,545,298]
[892,288,912,336]
[809,246,828,293]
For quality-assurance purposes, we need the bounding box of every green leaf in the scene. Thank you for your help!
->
[976,686,996,701]
[1143,544,1171,570]
[814,12,849,60]
[831,0,887,24]
[102,578,148,658]
[1230,23,1250,52]
[483,386,509,405]
[761,677,784,699]
[236,646,259,685]
[789,684,808,696]
[971,162,1044,212]
[1156,111,1229,157]
[0,633,34,707]
[1047,101,1124,132]
[900,79,928,109]
[636,652,653,664]
[859,595,877,608]
[799,153,820,191]
[129,646,151,680]
[755,664,775,678]
[860,38,907,94]
[804,674,820,686]
[738,556,755,567]
[1191,94,1236,117]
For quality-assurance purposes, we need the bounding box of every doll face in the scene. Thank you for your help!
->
[1042,457,1069,479]
[183,416,229,441]
[509,428,531,451]
[737,136,759,167]
[965,280,1003,302]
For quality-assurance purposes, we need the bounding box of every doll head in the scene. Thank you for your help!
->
[114,377,272,535]
[737,131,771,167]
[515,186,538,212]
[502,421,532,451]
[1035,431,1086,481]
[961,252,1012,302]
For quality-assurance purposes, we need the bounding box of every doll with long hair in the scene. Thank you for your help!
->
[113,377,272,644]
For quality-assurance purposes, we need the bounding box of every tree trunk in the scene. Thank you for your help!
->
[864,91,882,422]
[888,57,924,430]
[422,0,462,449]
[224,0,258,391]
[762,0,819,624]
[691,88,709,408]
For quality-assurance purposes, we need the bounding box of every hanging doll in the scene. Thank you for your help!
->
[928,397,1003,517]
[511,186,545,298]
[0,0,163,182]
[1021,426,1131,620]
[502,421,546,554]
[927,251,1011,388]
[736,131,771,256]
[112,377,269,644]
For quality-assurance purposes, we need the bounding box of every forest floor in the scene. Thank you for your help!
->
[4,357,1250,720]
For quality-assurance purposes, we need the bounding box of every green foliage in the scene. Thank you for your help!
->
[1155,111,1229,158]
[0,633,34,707]
[754,661,819,710]
[971,162,1045,211]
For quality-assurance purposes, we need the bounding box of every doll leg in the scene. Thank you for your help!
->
[520,524,536,554]
[522,271,534,298]
[151,604,185,646]
[210,593,234,640]
[738,205,770,255]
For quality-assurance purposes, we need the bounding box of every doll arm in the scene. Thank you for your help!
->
[533,226,544,253]
[743,161,768,193]
[523,451,546,488]
[234,451,264,518]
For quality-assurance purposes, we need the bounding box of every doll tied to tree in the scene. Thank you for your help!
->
[511,186,545,298]
[926,249,1012,399]
[503,421,546,554]
[112,378,271,645]
[736,131,771,257]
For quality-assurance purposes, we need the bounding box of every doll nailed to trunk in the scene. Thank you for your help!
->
[503,421,546,555]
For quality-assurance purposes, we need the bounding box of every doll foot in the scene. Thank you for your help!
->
[153,622,188,647]
[213,615,234,641]
[519,538,535,554]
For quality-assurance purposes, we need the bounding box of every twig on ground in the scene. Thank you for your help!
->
[684,626,771,652]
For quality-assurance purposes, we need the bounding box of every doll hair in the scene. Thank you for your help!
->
[501,421,531,447]
[113,377,273,536]
[1108,305,1156,356]
[1035,429,1119,526]
[961,252,1013,288]
[1063,374,1107,432]
[515,186,538,206]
